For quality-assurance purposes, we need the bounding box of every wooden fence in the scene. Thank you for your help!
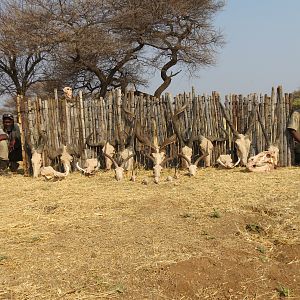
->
[19,85,295,172]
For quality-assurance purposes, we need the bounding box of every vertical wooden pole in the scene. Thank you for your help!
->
[16,95,29,176]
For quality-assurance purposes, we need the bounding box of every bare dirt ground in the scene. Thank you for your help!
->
[0,167,299,300]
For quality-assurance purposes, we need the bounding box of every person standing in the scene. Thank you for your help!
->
[287,109,300,165]
[1,113,23,172]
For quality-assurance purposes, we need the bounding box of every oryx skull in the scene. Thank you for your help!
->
[219,102,257,167]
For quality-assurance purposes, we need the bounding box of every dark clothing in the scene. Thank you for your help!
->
[4,124,22,162]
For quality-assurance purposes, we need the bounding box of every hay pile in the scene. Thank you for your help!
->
[0,167,299,299]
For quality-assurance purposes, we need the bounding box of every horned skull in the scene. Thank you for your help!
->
[60,145,73,172]
[103,152,134,181]
[235,134,251,166]
[219,102,257,167]
[119,147,134,171]
[102,142,115,170]
[199,137,214,167]
[179,152,208,176]
[216,154,240,169]
[180,146,193,169]
[76,158,100,176]
[27,130,47,178]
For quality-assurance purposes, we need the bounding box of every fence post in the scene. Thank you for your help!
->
[16,95,29,176]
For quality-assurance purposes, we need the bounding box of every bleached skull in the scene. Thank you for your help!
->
[31,151,42,178]
[181,146,193,169]
[188,164,198,176]
[102,142,115,170]
[151,151,165,165]
[246,146,279,172]
[217,154,240,169]
[235,134,251,166]
[63,86,73,99]
[76,158,100,175]
[199,137,214,167]
[119,147,134,171]
[153,164,163,178]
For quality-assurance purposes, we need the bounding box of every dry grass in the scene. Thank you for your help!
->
[0,167,299,299]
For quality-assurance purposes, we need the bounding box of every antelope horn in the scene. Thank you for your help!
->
[217,158,227,168]
[219,102,240,137]
[76,162,87,174]
[161,155,176,167]
[103,152,119,169]
[171,104,187,146]
[86,132,106,147]
[141,151,155,163]
[187,102,199,148]
[178,153,191,166]
[120,153,135,168]
[194,152,209,166]
[160,134,177,150]
[135,122,157,152]
[233,157,241,167]
[63,164,70,176]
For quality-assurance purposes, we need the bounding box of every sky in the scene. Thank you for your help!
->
[147,0,300,97]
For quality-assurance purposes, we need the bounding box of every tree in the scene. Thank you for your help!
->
[0,1,56,98]
[25,0,148,97]
[111,0,225,97]
[15,0,225,98]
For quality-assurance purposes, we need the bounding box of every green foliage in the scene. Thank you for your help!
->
[276,285,290,297]
[293,97,300,109]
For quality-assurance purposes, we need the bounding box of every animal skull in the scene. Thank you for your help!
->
[60,145,73,172]
[31,151,43,178]
[178,152,208,176]
[217,155,240,169]
[76,158,100,175]
[153,164,163,178]
[119,147,134,171]
[40,165,70,181]
[63,86,73,100]
[246,146,279,172]
[102,142,115,170]
[235,134,251,166]
[103,152,134,181]
[151,150,166,166]
[180,146,193,169]
[199,137,214,167]
[27,130,47,178]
